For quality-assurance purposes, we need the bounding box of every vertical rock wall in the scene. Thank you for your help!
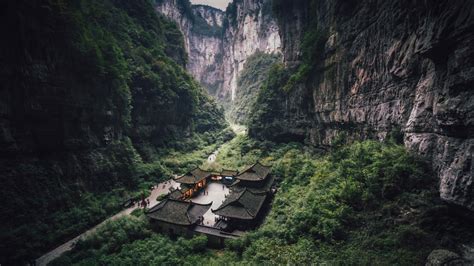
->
[221,0,281,100]
[155,0,281,100]
[266,0,474,210]
[155,0,225,95]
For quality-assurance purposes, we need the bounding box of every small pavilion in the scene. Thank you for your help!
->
[212,188,268,230]
[213,162,275,231]
[230,162,275,192]
[175,168,212,198]
[146,198,211,237]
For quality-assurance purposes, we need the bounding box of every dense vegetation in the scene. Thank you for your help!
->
[0,0,228,263]
[228,52,281,124]
[3,0,472,265]
[53,136,474,265]
[247,63,294,141]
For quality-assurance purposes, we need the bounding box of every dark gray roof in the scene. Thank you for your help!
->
[236,162,271,181]
[212,189,267,220]
[175,168,212,184]
[232,174,275,193]
[168,189,184,200]
[146,199,211,225]
[221,169,238,177]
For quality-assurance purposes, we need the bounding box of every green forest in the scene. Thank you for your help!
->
[0,0,229,263]
[52,137,473,265]
[1,0,473,265]
[227,52,281,124]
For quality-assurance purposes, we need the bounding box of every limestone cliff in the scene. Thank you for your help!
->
[251,0,474,210]
[0,0,225,262]
[155,0,225,95]
[221,0,281,100]
[154,0,281,100]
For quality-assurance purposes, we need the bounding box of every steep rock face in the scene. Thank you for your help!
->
[155,0,281,100]
[221,0,281,100]
[155,0,225,95]
[254,0,473,210]
[0,0,225,262]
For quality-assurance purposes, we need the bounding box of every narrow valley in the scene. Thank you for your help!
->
[0,0,473,265]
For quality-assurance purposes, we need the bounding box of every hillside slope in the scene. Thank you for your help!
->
[0,0,225,263]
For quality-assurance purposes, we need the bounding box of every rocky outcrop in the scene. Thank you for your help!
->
[221,0,281,100]
[254,0,474,210]
[0,0,225,262]
[155,0,281,100]
[155,0,225,95]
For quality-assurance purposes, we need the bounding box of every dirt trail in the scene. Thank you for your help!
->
[36,180,179,266]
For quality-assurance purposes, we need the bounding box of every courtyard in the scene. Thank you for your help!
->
[189,182,230,227]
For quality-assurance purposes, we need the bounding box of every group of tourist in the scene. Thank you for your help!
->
[137,198,150,209]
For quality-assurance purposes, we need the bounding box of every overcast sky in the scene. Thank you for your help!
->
[190,0,232,10]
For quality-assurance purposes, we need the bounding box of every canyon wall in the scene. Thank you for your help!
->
[154,0,281,100]
[221,0,281,100]
[251,0,473,210]
[0,0,225,262]
[155,0,225,95]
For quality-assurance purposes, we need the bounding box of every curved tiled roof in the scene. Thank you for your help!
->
[168,189,184,200]
[212,188,267,220]
[236,162,271,181]
[175,168,212,184]
[231,174,275,193]
[146,199,211,225]
[221,169,239,177]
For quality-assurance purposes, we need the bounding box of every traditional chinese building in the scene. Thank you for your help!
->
[212,188,268,230]
[213,162,275,231]
[149,162,275,238]
[220,169,239,184]
[221,169,239,178]
[230,162,275,193]
[168,188,185,200]
[146,198,211,237]
[175,168,212,198]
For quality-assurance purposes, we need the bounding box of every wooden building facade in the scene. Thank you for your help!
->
[213,162,275,231]
[174,168,212,198]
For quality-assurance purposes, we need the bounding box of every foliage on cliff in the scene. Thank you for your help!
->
[247,63,293,141]
[0,0,226,263]
[228,52,281,124]
[248,0,327,140]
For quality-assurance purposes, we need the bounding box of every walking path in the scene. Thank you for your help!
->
[36,179,179,266]
[208,150,218,163]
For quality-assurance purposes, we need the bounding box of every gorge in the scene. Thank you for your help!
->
[155,0,473,211]
[0,0,473,265]
[154,0,281,101]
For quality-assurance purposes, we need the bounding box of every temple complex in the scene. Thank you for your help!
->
[146,162,275,243]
